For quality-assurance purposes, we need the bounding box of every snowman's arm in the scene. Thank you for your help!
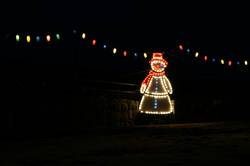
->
[163,76,173,94]
[140,74,152,94]
[140,83,147,94]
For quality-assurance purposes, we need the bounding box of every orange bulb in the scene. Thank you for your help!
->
[46,35,51,42]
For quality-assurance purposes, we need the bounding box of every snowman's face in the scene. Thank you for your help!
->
[151,61,166,72]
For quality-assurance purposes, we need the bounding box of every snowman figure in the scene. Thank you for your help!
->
[139,52,173,114]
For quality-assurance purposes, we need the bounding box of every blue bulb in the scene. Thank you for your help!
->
[134,53,138,57]
[103,44,107,48]
[212,58,215,62]
[36,36,40,42]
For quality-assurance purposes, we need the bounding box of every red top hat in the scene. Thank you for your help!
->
[150,53,167,65]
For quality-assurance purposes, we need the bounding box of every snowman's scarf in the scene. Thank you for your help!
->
[142,70,165,86]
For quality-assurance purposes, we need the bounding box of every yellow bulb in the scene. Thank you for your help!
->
[113,48,117,54]
[195,52,199,57]
[245,60,248,66]
[82,33,86,39]
[26,35,31,43]
[221,59,224,65]
[144,53,147,58]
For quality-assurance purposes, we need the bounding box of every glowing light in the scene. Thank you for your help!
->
[36,36,40,42]
[212,58,216,62]
[123,51,127,57]
[56,34,60,40]
[221,59,224,65]
[140,84,147,93]
[113,48,117,54]
[26,35,31,43]
[143,111,173,115]
[187,48,190,53]
[134,53,138,57]
[139,53,174,115]
[244,60,248,66]
[143,53,147,58]
[103,44,107,48]
[195,52,199,58]
[15,34,20,42]
[237,61,240,65]
[204,56,208,61]
[179,44,183,50]
[46,35,51,42]
[150,61,167,72]
[92,39,96,45]
[82,33,86,39]
[228,60,232,66]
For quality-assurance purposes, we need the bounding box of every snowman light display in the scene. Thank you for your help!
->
[139,52,173,114]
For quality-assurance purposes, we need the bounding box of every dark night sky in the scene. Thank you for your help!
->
[0,1,249,89]
[2,0,250,55]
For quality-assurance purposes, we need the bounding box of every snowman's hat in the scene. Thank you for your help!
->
[150,52,167,65]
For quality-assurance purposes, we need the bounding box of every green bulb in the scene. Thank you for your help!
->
[16,34,20,42]
[56,34,60,40]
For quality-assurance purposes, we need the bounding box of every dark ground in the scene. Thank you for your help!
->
[1,121,250,166]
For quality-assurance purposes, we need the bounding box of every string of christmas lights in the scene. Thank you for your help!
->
[11,31,249,68]
[178,44,248,67]
[15,33,61,43]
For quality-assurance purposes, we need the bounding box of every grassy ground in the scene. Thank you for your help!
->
[1,121,250,165]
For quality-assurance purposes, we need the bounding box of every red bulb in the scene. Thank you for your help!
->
[204,56,208,61]
[179,44,183,50]
[123,51,127,57]
[92,39,96,45]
